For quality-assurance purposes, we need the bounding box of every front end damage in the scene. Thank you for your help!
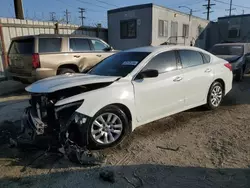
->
[16,82,113,164]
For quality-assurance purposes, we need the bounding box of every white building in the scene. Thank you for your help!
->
[108,3,210,50]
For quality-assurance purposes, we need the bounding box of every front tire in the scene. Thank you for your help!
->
[87,105,129,150]
[206,82,224,110]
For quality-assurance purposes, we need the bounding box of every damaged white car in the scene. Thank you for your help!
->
[19,46,233,150]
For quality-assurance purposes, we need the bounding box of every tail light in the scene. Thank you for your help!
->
[224,63,232,71]
[32,53,40,69]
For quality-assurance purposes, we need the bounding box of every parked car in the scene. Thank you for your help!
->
[210,43,250,81]
[8,34,116,83]
[19,46,233,150]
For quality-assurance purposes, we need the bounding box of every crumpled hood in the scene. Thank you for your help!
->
[25,73,120,93]
[216,55,242,63]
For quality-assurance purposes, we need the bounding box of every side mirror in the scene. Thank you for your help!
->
[136,69,159,79]
[103,46,113,51]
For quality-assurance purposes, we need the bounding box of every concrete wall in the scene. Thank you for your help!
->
[151,5,209,48]
[217,15,250,43]
[0,17,108,79]
[108,7,152,50]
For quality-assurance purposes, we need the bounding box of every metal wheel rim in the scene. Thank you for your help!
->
[210,85,223,107]
[91,113,123,144]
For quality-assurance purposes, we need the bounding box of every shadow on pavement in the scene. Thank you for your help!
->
[0,164,249,188]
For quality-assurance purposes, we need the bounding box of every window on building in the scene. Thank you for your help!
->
[142,51,177,73]
[178,50,204,68]
[182,24,189,38]
[228,28,240,38]
[120,19,137,39]
[198,26,204,39]
[158,20,168,37]
[39,38,61,53]
[69,38,91,51]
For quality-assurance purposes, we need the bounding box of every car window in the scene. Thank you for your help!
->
[69,38,91,51]
[210,45,243,56]
[39,38,61,53]
[9,38,34,54]
[88,52,150,77]
[202,53,211,63]
[91,39,109,51]
[142,51,177,73]
[178,50,203,68]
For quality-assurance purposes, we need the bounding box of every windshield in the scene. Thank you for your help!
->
[210,45,244,56]
[88,52,150,77]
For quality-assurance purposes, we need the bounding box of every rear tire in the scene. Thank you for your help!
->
[57,68,76,75]
[206,81,224,110]
[235,67,244,82]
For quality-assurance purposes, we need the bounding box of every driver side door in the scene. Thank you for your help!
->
[132,50,185,124]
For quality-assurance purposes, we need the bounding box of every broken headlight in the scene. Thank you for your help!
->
[74,112,87,125]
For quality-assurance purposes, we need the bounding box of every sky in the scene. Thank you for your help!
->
[0,0,250,27]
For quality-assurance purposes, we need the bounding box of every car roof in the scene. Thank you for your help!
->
[124,45,206,53]
[11,34,100,41]
[214,43,250,46]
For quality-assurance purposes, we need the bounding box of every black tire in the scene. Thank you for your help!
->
[206,81,224,110]
[85,105,130,150]
[235,67,244,82]
[57,68,76,75]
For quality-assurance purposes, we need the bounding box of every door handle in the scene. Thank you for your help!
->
[96,54,102,57]
[205,68,212,73]
[74,55,80,58]
[173,76,183,82]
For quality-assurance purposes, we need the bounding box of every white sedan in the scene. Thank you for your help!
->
[23,46,233,149]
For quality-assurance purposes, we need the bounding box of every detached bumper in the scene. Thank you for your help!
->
[17,107,48,146]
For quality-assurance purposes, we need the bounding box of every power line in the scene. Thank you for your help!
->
[64,9,70,24]
[79,7,86,26]
[203,0,215,20]
[214,0,250,9]
[94,0,118,7]
[55,0,106,12]
[76,0,110,9]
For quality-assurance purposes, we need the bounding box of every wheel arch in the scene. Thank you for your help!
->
[97,103,133,132]
[213,78,225,94]
[57,64,79,74]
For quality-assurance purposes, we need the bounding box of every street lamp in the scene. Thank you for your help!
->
[178,6,198,21]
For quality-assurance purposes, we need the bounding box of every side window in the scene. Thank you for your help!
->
[179,50,204,68]
[69,38,91,52]
[202,53,211,63]
[143,51,177,73]
[91,39,109,51]
[39,38,61,53]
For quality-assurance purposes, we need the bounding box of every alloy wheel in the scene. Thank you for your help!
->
[210,85,223,107]
[91,113,123,144]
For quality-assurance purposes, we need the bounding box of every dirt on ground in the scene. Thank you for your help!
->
[0,77,250,188]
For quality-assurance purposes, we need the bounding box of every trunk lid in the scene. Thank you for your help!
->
[216,55,241,63]
[8,38,35,76]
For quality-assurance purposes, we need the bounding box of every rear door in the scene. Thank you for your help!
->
[89,39,116,61]
[177,50,214,107]
[68,38,101,71]
[8,38,35,76]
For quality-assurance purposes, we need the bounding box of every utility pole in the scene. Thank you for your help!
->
[229,0,233,16]
[203,0,215,20]
[64,9,70,24]
[78,8,86,26]
[14,0,24,19]
[49,12,56,22]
